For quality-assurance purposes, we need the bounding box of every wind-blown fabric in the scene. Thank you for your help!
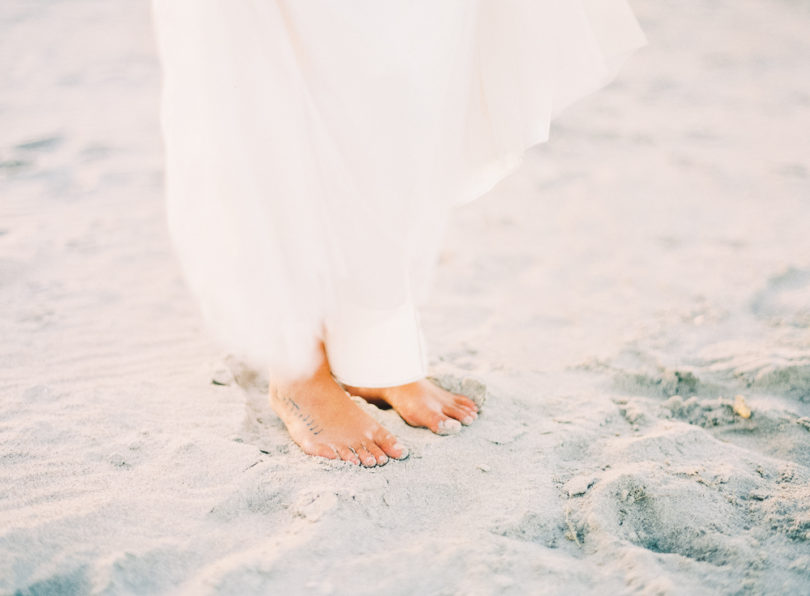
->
[150,0,646,382]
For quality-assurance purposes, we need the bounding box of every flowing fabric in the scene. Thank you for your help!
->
[150,0,646,382]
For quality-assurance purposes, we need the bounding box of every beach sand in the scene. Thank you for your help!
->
[1,1,809,594]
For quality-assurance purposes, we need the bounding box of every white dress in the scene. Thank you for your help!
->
[150,0,646,386]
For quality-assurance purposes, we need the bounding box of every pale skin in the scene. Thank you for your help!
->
[268,343,479,467]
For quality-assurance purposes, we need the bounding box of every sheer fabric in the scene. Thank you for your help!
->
[150,0,646,383]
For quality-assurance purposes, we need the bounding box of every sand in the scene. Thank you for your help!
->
[2,0,809,594]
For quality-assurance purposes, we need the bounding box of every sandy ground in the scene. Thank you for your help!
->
[2,1,810,594]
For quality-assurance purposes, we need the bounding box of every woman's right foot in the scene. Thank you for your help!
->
[268,353,407,467]
[342,379,478,435]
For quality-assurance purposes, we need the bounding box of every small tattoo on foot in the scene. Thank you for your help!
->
[280,394,323,435]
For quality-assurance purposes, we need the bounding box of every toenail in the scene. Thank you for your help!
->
[462,415,474,425]
[378,455,389,464]
[393,443,409,459]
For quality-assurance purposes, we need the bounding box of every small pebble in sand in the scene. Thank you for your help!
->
[477,464,491,472]
[108,452,127,467]
[211,361,234,386]
[565,476,595,497]
[733,394,752,419]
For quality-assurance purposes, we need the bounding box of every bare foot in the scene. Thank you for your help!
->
[342,379,479,436]
[269,349,407,467]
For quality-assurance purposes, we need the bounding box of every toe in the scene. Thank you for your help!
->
[460,403,479,424]
[442,404,476,425]
[455,394,478,412]
[366,442,389,466]
[337,445,360,465]
[428,413,462,435]
[374,428,408,460]
[353,444,378,468]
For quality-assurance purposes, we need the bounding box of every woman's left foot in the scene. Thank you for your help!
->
[342,379,479,435]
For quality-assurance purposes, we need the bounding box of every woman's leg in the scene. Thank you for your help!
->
[268,342,408,467]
